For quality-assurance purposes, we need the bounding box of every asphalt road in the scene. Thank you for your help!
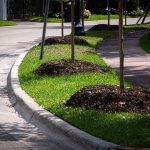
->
[0,17,150,149]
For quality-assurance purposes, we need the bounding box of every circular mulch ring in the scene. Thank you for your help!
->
[42,36,89,46]
[34,59,109,76]
[65,85,150,113]
[89,24,119,31]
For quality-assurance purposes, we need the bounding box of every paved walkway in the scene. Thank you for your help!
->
[97,30,150,88]
[0,17,150,149]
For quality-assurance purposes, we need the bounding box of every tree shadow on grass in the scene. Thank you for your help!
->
[62,108,150,148]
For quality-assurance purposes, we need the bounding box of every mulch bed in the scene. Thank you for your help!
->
[42,36,89,46]
[89,24,119,31]
[65,85,150,113]
[34,59,108,76]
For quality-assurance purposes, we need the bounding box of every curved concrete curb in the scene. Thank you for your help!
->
[7,48,120,150]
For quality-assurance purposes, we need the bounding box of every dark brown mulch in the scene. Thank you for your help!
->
[89,24,119,31]
[65,85,150,113]
[42,36,89,46]
[34,59,108,76]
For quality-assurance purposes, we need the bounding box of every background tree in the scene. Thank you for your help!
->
[8,0,149,19]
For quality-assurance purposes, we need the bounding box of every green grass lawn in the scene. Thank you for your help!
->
[147,12,150,17]
[140,32,150,53]
[29,14,129,23]
[0,20,16,26]
[80,30,114,47]
[85,14,120,21]
[30,16,61,23]
[29,13,150,23]
[19,29,150,147]
[87,12,150,21]
[124,23,150,32]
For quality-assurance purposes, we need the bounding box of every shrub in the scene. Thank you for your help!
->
[84,9,91,19]
[110,8,118,14]
[128,8,143,16]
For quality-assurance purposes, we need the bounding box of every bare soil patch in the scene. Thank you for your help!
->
[34,60,109,76]
[65,85,150,113]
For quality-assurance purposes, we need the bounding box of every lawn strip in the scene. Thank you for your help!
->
[0,20,16,26]
[140,32,150,53]
[19,29,150,147]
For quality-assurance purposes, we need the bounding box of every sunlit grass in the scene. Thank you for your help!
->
[0,20,16,26]
[85,14,120,21]
[30,16,61,23]
[124,23,150,32]
[29,13,149,23]
[140,32,150,53]
[30,14,120,23]
[19,30,150,147]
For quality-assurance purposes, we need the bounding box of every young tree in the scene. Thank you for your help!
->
[61,0,64,39]
[55,0,69,39]
[71,0,75,63]
[124,0,127,25]
[107,0,110,26]
[119,0,124,92]
[40,0,50,60]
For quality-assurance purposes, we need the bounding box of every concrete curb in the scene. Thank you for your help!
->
[7,47,120,150]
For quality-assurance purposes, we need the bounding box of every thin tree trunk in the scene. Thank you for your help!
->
[40,0,50,60]
[141,10,148,24]
[71,0,75,63]
[81,0,84,28]
[61,0,64,39]
[124,0,127,26]
[7,0,10,20]
[107,0,110,26]
[119,0,124,93]
[23,0,25,19]
[43,0,45,17]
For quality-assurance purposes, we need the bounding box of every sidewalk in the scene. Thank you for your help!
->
[97,30,150,88]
